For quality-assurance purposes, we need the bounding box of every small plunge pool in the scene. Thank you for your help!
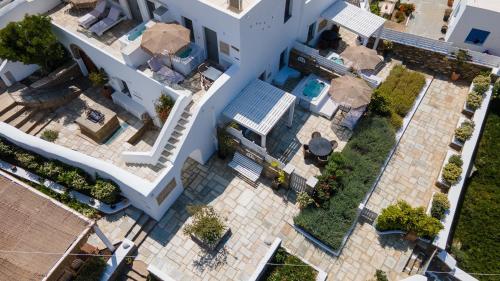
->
[303,80,326,98]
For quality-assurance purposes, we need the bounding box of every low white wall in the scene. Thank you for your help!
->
[0,122,171,219]
[0,0,61,28]
[0,60,39,86]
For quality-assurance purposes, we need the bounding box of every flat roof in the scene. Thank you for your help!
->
[321,1,386,38]
[0,175,91,281]
[466,0,500,11]
[223,79,296,136]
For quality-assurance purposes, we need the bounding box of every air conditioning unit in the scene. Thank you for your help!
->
[228,0,243,11]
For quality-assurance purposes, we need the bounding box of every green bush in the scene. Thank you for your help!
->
[297,192,315,209]
[74,256,107,281]
[40,130,59,142]
[395,11,406,23]
[370,0,380,15]
[0,139,13,158]
[472,75,491,94]
[262,247,317,281]
[14,151,40,171]
[466,91,483,110]
[58,169,90,192]
[91,179,120,204]
[183,205,226,247]
[376,200,443,239]
[389,111,403,129]
[36,160,64,179]
[493,78,500,99]
[442,162,462,186]
[294,116,395,249]
[451,100,500,279]
[155,93,175,123]
[449,155,464,167]
[455,121,475,143]
[375,270,388,281]
[431,193,450,220]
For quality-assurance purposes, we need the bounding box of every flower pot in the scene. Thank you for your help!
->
[449,137,464,151]
[451,71,460,81]
[448,0,454,7]
[272,179,281,190]
[191,227,231,251]
[462,102,475,118]
[404,231,418,242]
[102,85,113,99]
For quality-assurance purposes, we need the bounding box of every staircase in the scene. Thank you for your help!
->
[158,102,194,165]
[0,94,54,135]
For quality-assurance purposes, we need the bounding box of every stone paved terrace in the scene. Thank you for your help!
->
[39,87,165,182]
[267,105,351,179]
[48,3,139,61]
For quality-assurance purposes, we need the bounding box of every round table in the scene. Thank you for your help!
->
[308,137,333,157]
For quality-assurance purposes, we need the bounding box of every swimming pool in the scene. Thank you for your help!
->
[326,52,344,65]
[104,122,129,145]
[176,47,193,59]
[303,79,326,98]
[127,23,147,41]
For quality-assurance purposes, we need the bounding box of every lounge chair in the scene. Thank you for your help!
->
[147,56,163,72]
[312,131,321,138]
[89,6,124,37]
[156,66,185,85]
[78,0,107,29]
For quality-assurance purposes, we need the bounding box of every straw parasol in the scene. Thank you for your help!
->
[341,45,382,70]
[329,75,372,109]
[141,23,191,56]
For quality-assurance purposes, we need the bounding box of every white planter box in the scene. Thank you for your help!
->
[191,227,231,251]
[435,150,461,189]
[449,116,469,151]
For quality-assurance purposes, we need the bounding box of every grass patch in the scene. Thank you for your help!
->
[261,247,317,281]
[40,129,59,142]
[451,99,500,279]
[294,116,395,249]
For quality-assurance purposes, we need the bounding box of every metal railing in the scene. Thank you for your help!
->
[293,41,350,75]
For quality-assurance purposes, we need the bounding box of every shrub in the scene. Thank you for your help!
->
[442,162,462,186]
[91,179,120,204]
[395,11,406,23]
[36,160,63,179]
[472,75,491,94]
[40,130,59,142]
[183,205,226,247]
[294,117,395,249]
[89,68,108,87]
[375,270,388,281]
[399,3,416,16]
[58,169,90,192]
[297,192,315,209]
[74,256,107,281]
[493,78,500,99]
[262,247,317,281]
[455,121,475,143]
[14,151,40,171]
[449,154,463,167]
[389,111,403,129]
[466,91,483,110]
[0,139,13,158]
[376,200,443,238]
[431,193,450,220]
[370,1,380,15]
[155,93,175,123]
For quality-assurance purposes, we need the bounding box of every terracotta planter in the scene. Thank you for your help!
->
[101,86,113,99]
[448,0,454,7]
[451,71,460,81]
[404,231,418,242]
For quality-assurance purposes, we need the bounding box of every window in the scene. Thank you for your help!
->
[465,28,490,45]
[307,22,316,43]
[284,0,292,23]
[259,71,266,81]
[219,41,230,56]
[183,17,195,42]
[279,48,287,69]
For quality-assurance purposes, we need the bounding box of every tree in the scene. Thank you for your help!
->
[0,15,65,74]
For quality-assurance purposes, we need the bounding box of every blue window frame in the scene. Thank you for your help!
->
[465,28,490,45]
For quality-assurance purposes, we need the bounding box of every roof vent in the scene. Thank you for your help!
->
[228,0,243,11]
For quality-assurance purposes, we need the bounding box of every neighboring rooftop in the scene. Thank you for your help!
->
[0,175,91,281]
[466,0,500,11]
[202,0,258,16]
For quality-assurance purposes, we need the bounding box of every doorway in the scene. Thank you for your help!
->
[204,27,219,64]
[183,17,195,42]
[146,0,156,19]
[79,49,98,74]
[127,0,142,21]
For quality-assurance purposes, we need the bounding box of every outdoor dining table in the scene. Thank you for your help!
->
[308,137,333,157]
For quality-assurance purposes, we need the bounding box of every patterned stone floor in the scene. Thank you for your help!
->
[267,105,352,179]
[39,87,164,181]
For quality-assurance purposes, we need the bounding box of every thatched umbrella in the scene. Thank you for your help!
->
[329,75,372,109]
[341,45,383,71]
[141,23,191,56]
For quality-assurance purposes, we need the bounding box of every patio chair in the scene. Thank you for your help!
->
[317,155,328,167]
[89,6,124,37]
[330,140,338,151]
[78,0,107,29]
[312,131,321,138]
[303,144,313,160]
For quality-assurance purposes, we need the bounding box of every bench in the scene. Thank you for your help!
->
[228,152,263,182]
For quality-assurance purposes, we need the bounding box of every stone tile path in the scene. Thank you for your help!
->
[40,87,164,181]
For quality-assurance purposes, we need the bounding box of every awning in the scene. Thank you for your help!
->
[223,80,296,137]
[321,1,386,38]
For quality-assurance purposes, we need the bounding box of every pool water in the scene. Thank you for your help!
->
[177,47,192,59]
[303,80,326,98]
[330,57,344,65]
[127,24,146,41]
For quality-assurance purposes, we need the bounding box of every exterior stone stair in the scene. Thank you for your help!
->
[158,102,194,164]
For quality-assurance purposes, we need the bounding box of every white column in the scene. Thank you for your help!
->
[287,105,294,128]
[118,0,132,19]
[362,36,369,46]
[93,225,115,252]
[261,134,266,149]
[75,59,88,76]
[373,28,383,50]
[137,0,151,22]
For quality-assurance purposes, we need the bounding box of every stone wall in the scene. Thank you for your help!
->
[376,42,491,82]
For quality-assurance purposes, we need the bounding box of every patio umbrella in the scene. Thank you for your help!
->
[329,75,372,109]
[341,45,382,70]
[140,23,191,56]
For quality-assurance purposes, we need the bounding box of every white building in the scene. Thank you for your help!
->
[446,0,500,56]
[0,0,387,220]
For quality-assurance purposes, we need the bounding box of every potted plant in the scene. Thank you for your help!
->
[272,169,286,189]
[430,193,450,220]
[472,75,491,94]
[89,68,111,98]
[452,120,475,150]
[463,91,483,116]
[382,40,393,57]
[441,155,463,187]
[297,191,315,209]
[154,93,175,123]
[183,205,229,251]
[217,125,236,159]
[450,49,470,81]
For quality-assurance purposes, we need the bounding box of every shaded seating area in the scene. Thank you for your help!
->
[303,131,338,166]
[77,0,106,29]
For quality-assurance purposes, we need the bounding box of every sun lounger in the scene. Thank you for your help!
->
[156,66,185,84]
[89,6,124,37]
[148,56,163,72]
[78,0,107,29]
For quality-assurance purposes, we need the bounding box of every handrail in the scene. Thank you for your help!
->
[121,94,192,165]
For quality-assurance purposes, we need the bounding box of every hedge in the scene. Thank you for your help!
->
[0,137,120,204]
[451,99,500,280]
[74,257,107,281]
[294,116,395,249]
[261,247,317,281]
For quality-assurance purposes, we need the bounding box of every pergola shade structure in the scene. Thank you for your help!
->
[223,80,296,148]
[321,1,386,49]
